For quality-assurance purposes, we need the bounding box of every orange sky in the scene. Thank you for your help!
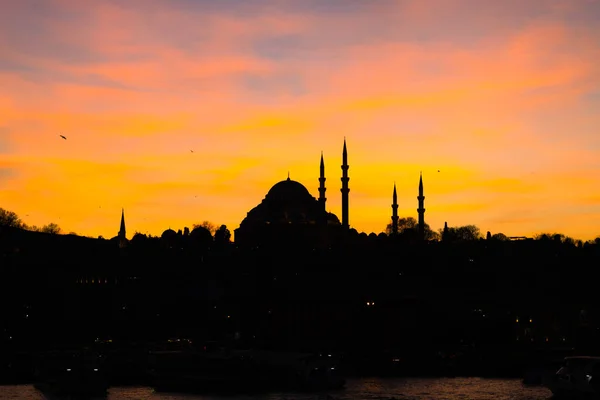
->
[1,0,600,240]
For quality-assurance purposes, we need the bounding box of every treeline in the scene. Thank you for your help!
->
[384,215,598,246]
[3,206,598,247]
[0,208,61,234]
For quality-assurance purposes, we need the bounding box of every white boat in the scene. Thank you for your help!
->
[545,356,600,397]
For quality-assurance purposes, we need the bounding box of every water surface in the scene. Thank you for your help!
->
[0,378,553,400]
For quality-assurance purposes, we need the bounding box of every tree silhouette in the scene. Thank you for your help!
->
[193,221,217,235]
[535,233,553,241]
[535,232,570,243]
[131,232,148,244]
[385,216,439,240]
[0,208,23,228]
[425,229,441,241]
[438,224,481,242]
[214,225,231,246]
[41,223,61,234]
[491,232,509,241]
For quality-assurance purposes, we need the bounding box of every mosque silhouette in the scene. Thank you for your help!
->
[233,139,426,246]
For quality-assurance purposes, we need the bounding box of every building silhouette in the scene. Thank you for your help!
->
[118,208,127,248]
[234,139,431,245]
[318,151,326,216]
[234,141,353,247]
[417,173,426,241]
[341,138,350,229]
[391,183,399,235]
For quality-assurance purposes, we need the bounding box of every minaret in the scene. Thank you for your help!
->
[318,151,326,213]
[391,183,399,235]
[118,208,126,240]
[340,138,350,229]
[417,173,425,241]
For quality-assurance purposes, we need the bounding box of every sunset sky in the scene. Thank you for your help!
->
[1,0,599,240]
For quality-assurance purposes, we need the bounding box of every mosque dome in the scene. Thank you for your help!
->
[161,229,177,240]
[237,176,340,229]
[266,178,312,203]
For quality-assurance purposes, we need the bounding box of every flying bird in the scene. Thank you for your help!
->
[438,170,440,172]
[59,135,67,140]
[190,150,194,153]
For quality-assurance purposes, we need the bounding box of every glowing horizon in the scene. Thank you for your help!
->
[1,0,599,240]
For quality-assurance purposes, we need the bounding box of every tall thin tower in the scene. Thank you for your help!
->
[118,208,126,240]
[318,151,326,213]
[417,173,426,241]
[340,138,350,229]
[391,183,399,235]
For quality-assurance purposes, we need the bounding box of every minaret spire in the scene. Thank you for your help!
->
[318,151,326,213]
[118,208,127,248]
[119,208,126,239]
[417,172,426,241]
[391,182,399,235]
[341,138,350,229]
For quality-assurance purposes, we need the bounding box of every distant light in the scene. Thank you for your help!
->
[516,318,519,323]
[66,368,71,372]
[529,319,532,323]
[93,368,98,372]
